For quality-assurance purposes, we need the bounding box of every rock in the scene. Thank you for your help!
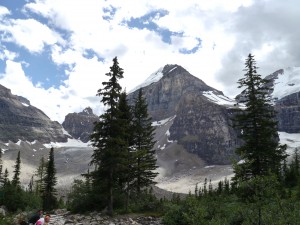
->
[128,64,240,165]
[62,107,99,143]
[45,211,164,225]
[0,205,7,216]
[0,84,68,143]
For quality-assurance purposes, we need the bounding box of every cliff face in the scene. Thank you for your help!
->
[128,65,240,164]
[275,92,300,133]
[264,68,300,133]
[0,84,68,143]
[62,107,99,143]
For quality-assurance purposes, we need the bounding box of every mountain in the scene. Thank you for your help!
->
[265,67,300,133]
[62,107,99,143]
[0,84,69,143]
[128,64,241,168]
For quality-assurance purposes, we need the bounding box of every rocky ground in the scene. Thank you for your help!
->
[16,209,163,225]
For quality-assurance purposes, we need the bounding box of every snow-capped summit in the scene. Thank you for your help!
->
[271,67,300,100]
[130,67,164,93]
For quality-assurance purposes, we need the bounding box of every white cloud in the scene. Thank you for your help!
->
[0,0,298,124]
[0,18,63,53]
[0,6,10,18]
[0,60,101,123]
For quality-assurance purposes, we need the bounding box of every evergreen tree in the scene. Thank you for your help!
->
[35,156,46,195]
[12,151,21,188]
[42,147,57,210]
[131,88,158,194]
[0,149,3,186]
[233,54,287,181]
[90,56,125,215]
[28,175,34,193]
[3,168,9,187]
[117,91,135,210]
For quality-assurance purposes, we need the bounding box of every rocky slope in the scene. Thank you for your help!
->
[265,68,300,133]
[0,84,68,143]
[128,65,241,165]
[62,107,99,142]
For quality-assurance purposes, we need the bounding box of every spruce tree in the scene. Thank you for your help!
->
[131,88,158,194]
[233,54,287,181]
[3,168,9,187]
[42,147,57,210]
[35,156,46,195]
[0,149,3,185]
[90,56,125,215]
[117,91,134,210]
[12,151,21,188]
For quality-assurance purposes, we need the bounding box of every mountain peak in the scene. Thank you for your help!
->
[80,107,94,116]
[161,64,187,75]
[130,64,189,93]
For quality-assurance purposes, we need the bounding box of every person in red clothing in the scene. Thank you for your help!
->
[35,214,50,225]
[28,210,43,225]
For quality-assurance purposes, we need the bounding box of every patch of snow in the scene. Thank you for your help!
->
[279,131,300,156]
[83,108,90,114]
[168,66,177,73]
[130,67,164,93]
[16,139,22,145]
[152,115,176,126]
[21,102,29,107]
[204,165,215,169]
[160,144,166,150]
[44,138,90,148]
[33,149,36,152]
[273,67,300,100]
[62,128,71,136]
[166,130,170,136]
[202,91,237,106]
[31,140,38,144]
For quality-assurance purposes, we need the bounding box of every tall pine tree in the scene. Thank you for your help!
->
[233,53,287,181]
[12,151,21,188]
[90,56,125,215]
[131,88,158,194]
[42,147,57,210]
[35,156,46,195]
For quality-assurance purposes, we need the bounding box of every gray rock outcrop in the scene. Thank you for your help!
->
[0,84,68,143]
[62,107,99,143]
[128,64,240,165]
[264,69,300,133]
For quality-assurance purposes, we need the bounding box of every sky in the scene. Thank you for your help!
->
[0,0,299,123]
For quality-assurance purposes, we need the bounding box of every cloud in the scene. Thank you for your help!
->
[0,18,63,53]
[0,6,10,18]
[0,0,298,124]
[215,0,300,97]
[0,59,103,123]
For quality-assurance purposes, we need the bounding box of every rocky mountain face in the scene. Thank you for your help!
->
[62,107,99,142]
[128,65,241,165]
[0,84,68,143]
[264,68,300,133]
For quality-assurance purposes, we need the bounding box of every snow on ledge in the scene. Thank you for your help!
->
[152,115,176,126]
[202,91,237,106]
[44,138,90,148]
[129,67,164,93]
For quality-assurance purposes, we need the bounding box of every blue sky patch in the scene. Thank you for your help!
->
[102,5,117,21]
[124,9,184,44]
[179,37,202,54]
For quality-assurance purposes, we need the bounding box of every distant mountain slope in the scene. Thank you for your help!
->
[128,64,241,165]
[62,107,99,143]
[265,67,300,133]
[0,84,69,143]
